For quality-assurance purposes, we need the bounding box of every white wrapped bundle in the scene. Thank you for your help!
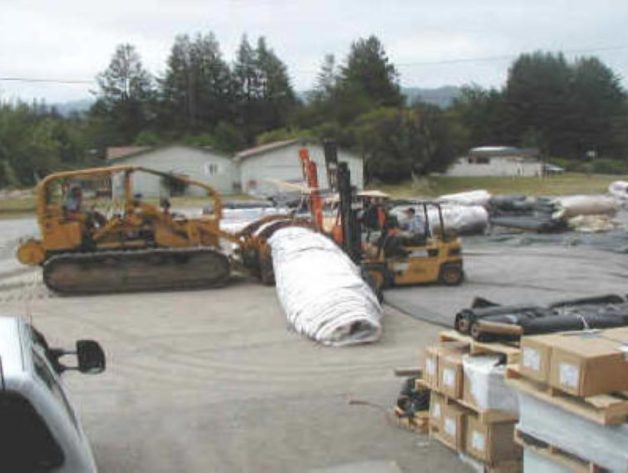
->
[269,227,383,346]
[609,181,628,202]
[390,204,488,235]
[438,189,492,208]
[551,195,618,219]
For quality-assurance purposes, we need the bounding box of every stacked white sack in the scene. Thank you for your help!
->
[609,180,628,202]
[390,204,488,235]
[269,226,383,346]
[438,189,492,208]
[551,195,618,220]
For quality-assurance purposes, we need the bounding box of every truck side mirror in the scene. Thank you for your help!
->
[76,340,106,374]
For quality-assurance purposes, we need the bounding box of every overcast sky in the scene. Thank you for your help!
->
[1,0,627,103]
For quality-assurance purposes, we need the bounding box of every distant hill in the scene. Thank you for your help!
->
[52,98,94,117]
[402,86,461,108]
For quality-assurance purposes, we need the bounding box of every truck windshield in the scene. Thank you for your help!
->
[0,391,65,470]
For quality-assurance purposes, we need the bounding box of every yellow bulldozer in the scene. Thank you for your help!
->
[17,165,297,294]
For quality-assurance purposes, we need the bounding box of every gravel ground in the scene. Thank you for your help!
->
[2,215,626,472]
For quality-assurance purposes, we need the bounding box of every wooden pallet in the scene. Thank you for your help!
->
[514,428,603,473]
[393,407,429,434]
[428,423,458,452]
[439,330,521,364]
[506,366,628,425]
[416,377,518,424]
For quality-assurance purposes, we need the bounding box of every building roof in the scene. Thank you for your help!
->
[106,144,230,163]
[469,146,539,158]
[234,139,302,161]
[106,146,152,160]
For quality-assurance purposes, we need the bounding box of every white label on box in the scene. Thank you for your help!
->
[522,347,541,371]
[431,403,441,419]
[444,417,456,437]
[559,362,580,388]
[426,358,436,376]
[471,431,486,452]
[442,368,455,387]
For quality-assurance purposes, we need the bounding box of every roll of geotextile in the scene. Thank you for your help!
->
[269,226,383,346]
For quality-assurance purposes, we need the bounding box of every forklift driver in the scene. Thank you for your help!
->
[400,207,424,235]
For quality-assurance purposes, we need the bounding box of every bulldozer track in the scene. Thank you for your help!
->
[42,247,231,295]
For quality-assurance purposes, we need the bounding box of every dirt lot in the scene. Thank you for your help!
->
[3,216,628,472]
[2,282,469,473]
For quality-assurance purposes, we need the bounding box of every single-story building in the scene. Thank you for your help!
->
[106,145,238,197]
[446,146,543,177]
[234,139,364,196]
[104,140,364,198]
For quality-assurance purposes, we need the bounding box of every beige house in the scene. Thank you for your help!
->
[106,145,238,197]
[105,140,363,198]
[446,146,543,177]
[234,139,364,196]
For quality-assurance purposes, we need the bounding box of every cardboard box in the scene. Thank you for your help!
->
[519,335,553,383]
[547,328,628,397]
[429,391,445,431]
[438,343,468,399]
[440,402,467,450]
[465,415,521,464]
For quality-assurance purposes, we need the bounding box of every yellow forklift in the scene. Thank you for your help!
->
[332,154,464,291]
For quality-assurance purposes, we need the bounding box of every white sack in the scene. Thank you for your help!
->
[462,355,519,414]
[608,181,628,201]
[551,195,618,220]
[438,190,492,208]
[269,227,383,346]
[390,204,488,235]
[567,214,620,233]
[517,391,628,472]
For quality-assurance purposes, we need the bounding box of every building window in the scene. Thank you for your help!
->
[468,156,490,164]
[205,163,220,176]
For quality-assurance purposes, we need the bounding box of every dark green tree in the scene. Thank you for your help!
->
[160,33,233,132]
[93,43,154,144]
[340,36,403,108]
[232,35,297,144]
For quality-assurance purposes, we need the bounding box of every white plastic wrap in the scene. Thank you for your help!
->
[462,355,519,414]
[567,214,619,233]
[390,204,489,235]
[517,391,628,472]
[269,227,383,346]
[438,190,492,208]
[551,195,618,220]
[609,181,628,202]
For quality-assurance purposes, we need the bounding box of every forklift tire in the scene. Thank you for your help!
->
[361,268,384,304]
[439,263,464,286]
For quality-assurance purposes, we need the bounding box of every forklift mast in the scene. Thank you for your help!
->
[336,162,363,264]
[323,139,339,192]
[298,148,324,230]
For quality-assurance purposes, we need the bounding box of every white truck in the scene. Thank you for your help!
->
[0,316,105,472]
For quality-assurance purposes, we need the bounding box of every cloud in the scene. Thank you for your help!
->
[0,0,626,102]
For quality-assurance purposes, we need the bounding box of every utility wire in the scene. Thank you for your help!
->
[1,44,627,85]
[0,77,94,84]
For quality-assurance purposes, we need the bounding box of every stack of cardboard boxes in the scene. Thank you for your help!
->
[422,334,522,472]
[507,326,628,471]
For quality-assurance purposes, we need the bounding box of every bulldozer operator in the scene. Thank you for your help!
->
[63,185,107,229]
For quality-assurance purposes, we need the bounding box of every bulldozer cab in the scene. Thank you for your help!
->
[19,165,226,267]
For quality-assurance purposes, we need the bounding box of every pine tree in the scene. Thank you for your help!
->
[93,43,153,144]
